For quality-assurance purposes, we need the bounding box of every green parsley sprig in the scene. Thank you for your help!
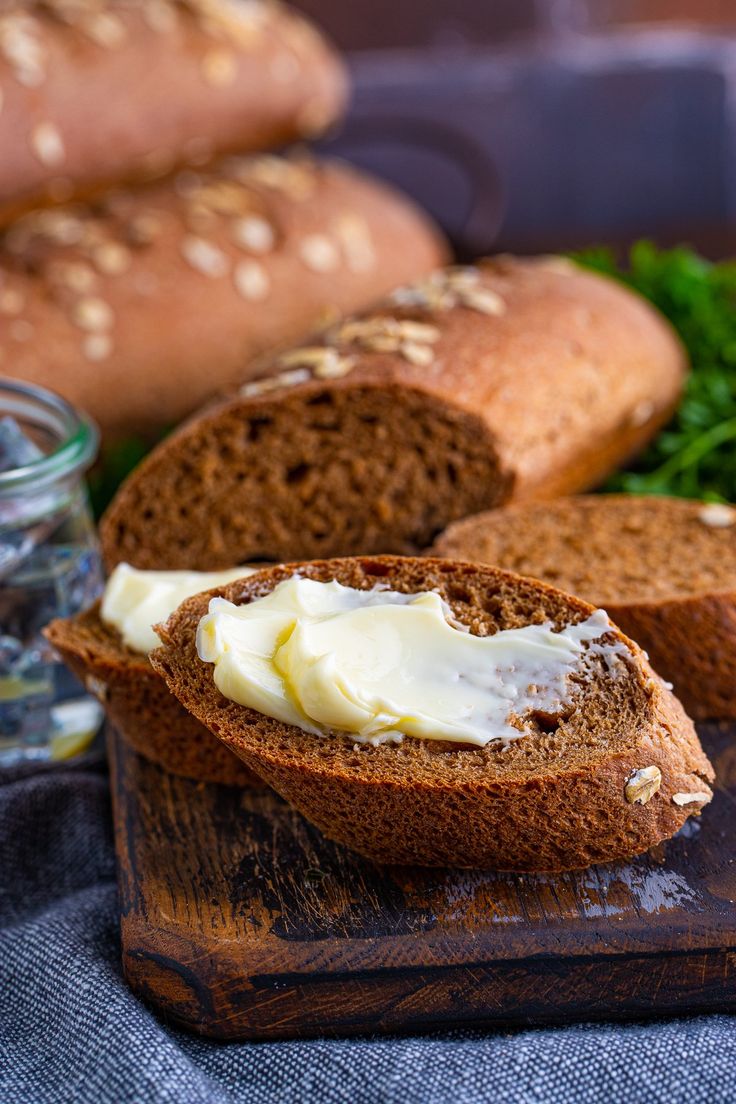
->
[574,242,736,502]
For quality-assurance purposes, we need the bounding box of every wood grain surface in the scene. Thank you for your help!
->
[109,723,736,1040]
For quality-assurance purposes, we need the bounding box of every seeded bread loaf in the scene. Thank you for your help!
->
[431,495,736,721]
[44,602,259,786]
[100,257,685,570]
[0,0,347,221]
[0,154,446,439]
[150,556,713,871]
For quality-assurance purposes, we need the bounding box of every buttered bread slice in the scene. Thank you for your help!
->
[150,556,713,871]
[45,564,261,786]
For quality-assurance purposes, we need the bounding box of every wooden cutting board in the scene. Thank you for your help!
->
[109,722,736,1040]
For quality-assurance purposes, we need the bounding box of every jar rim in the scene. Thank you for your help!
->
[0,378,99,496]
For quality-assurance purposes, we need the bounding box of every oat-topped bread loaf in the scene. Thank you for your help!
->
[150,556,713,871]
[0,154,446,438]
[0,0,346,220]
[431,495,736,721]
[45,564,262,785]
[100,257,685,570]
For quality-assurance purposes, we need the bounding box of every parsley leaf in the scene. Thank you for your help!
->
[574,242,736,502]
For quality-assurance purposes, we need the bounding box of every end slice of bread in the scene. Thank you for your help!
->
[45,605,260,787]
[99,257,685,571]
[149,556,713,871]
[431,495,736,721]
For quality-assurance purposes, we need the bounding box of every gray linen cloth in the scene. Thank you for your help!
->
[1,757,735,1104]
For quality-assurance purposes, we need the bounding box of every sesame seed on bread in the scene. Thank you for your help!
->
[0,154,446,440]
[0,0,348,220]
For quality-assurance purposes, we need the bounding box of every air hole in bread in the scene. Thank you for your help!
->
[530,710,564,736]
[286,463,310,485]
[446,583,472,605]
[361,560,392,578]
[247,417,273,443]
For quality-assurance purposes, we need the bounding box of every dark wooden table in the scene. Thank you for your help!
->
[110,722,736,1040]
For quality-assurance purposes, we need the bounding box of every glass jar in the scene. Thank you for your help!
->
[0,379,104,765]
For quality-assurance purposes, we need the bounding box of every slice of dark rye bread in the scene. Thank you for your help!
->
[149,556,714,872]
[430,496,736,721]
[99,257,685,571]
[44,605,260,787]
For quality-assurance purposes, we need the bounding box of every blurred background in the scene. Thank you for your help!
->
[285,0,736,258]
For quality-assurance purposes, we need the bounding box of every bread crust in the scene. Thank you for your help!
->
[431,496,736,721]
[149,556,714,871]
[99,257,685,569]
[0,0,347,220]
[0,155,446,439]
[44,604,260,787]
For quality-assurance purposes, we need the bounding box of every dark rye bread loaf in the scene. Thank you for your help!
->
[99,257,685,570]
[44,602,259,786]
[431,495,736,721]
[0,0,346,221]
[149,556,714,871]
[0,154,446,439]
